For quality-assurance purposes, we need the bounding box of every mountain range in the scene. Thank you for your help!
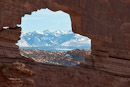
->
[17,30,91,51]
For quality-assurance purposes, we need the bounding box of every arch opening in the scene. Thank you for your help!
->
[17,8,91,66]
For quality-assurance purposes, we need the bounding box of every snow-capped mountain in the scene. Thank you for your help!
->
[17,30,91,51]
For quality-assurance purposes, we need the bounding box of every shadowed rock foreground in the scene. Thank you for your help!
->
[1,57,130,87]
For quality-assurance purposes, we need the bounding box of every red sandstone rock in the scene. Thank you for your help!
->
[67,49,91,61]
[0,62,35,87]
[0,0,130,87]
[0,0,130,60]
[0,27,21,58]
[0,57,130,87]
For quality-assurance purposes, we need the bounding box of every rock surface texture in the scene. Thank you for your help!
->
[20,49,91,66]
[0,27,21,58]
[0,0,130,87]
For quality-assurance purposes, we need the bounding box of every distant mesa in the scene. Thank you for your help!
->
[20,49,91,66]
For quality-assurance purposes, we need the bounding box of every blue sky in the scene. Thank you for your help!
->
[21,8,72,32]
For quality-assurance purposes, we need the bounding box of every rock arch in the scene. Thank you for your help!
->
[0,0,130,81]
[0,0,130,58]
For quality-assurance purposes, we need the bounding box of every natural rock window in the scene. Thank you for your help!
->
[17,8,91,66]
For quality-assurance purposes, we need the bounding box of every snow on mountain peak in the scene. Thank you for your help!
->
[17,30,91,51]
[35,31,44,34]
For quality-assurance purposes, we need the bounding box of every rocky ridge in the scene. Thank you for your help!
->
[20,49,91,66]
